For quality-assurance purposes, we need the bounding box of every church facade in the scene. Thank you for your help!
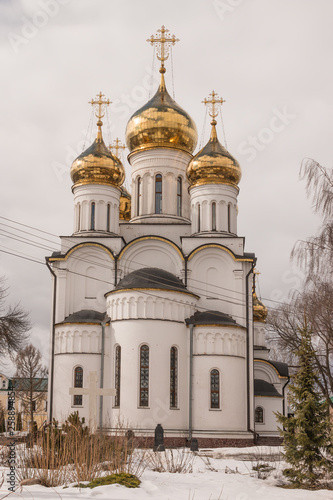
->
[47,27,288,447]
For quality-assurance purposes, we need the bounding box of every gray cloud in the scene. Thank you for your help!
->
[1,0,332,369]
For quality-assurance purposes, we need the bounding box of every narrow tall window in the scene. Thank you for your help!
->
[177,177,182,216]
[170,347,178,408]
[74,366,83,406]
[139,345,149,406]
[77,204,81,232]
[114,345,121,407]
[210,369,220,409]
[227,204,231,232]
[255,406,264,423]
[197,204,201,232]
[137,177,141,216]
[155,174,162,214]
[106,203,111,232]
[212,202,216,231]
[90,202,95,230]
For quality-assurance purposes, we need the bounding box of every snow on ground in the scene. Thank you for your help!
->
[1,447,333,500]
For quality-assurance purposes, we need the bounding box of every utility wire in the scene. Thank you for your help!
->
[0,215,303,308]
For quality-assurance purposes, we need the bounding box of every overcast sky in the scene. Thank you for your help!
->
[1,0,332,369]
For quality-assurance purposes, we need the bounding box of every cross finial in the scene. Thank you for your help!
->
[89,92,111,125]
[147,25,179,73]
[202,90,226,121]
[89,92,111,141]
[109,138,126,158]
[253,268,261,291]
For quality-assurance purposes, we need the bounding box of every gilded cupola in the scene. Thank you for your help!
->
[252,272,268,322]
[186,91,241,189]
[125,26,198,156]
[253,291,268,322]
[71,93,125,189]
[119,186,131,221]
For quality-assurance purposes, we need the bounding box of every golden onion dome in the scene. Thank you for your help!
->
[119,186,131,221]
[186,120,241,189]
[125,70,198,155]
[253,290,268,323]
[70,122,125,189]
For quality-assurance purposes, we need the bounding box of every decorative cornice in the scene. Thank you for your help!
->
[47,242,115,262]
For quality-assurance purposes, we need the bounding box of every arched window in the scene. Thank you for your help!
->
[197,204,201,232]
[212,202,216,231]
[139,344,149,407]
[114,345,121,407]
[155,174,162,214]
[106,203,110,232]
[90,202,95,230]
[170,346,178,408]
[137,177,141,216]
[77,204,81,232]
[255,406,264,423]
[177,177,182,216]
[227,204,231,232]
[210,369,220,409]
[73,366,83,406]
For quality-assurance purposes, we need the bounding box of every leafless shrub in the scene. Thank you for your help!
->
[15,420,147,487]
[144,448,194,473]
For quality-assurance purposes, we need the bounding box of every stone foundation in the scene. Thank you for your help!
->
[132,436,255,448]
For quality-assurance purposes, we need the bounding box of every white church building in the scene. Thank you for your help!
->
[46,26,289,447]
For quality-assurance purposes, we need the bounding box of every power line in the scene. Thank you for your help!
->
[0,215,300,309]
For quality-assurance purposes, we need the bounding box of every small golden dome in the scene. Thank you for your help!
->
[71,124,125,189]
[119,186,131,221]
[253,290,268,322]
[186,120,241,188]
[125,72,198,155]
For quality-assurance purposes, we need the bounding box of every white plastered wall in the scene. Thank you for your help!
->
[189,184,238,235]
[129,149,192,221]
[117,237,185,282]
[54,245,114,323]
[73,184,121,234]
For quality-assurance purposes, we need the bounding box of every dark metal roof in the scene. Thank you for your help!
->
[255,358,289,378]
[12,378,48,392]
[185,310,240,326]
[254,379,282,397]
[115,268,190,293]
[59,310,108,324]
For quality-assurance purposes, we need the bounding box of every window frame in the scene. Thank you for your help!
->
[212,202,216,231]
[170,346,178,409]
[197,204,201,232]
[139,344,149,407]
[90,202,95,230]
[106,203,111,232]
[177,177,182,217]
[210,369,220,409]
[137,177,141,216]
[227,203,231,232]
[155,174,162,214]
[255,406,264,424]
[114,345,121,408]
[73,366,83,407]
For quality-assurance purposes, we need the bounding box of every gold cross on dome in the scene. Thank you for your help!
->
[89,92,111,123]
[202,90,226,119]
[147,25,179,70]
[109,138,126,158]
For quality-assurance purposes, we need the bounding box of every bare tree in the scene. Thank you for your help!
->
[0,276,30,358]
[268,159,333,407]
[291,158,333,281]
[267,279,333,408]
[14,344,48,436]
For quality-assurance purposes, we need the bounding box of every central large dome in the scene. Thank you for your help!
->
[125,73,198,155]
